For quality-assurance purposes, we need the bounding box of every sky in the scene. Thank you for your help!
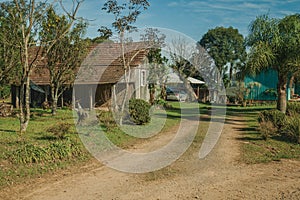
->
[75,0,300,41]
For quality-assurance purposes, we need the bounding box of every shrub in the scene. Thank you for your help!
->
[97,110,117,130]
[9,144,50,164]
[154,99,172,109]
[287,102,300,116]
[46,122,72,139]
[257,119,277,140]
[258,110,286,129]
[282,117,300,143]
[129,98,151,125]
[9,139,84,164]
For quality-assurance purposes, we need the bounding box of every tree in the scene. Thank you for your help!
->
[0,7,21,86]
[101,0,150,125]
[41,6,88,115]
[140,28,167,104]
[199,26,246,86]
[246,14,300,113]
[168,37,205,102]
[0,0,83,134]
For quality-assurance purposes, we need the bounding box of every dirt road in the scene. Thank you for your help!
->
[1,115,300,200]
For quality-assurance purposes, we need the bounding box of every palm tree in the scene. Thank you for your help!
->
[245,14,300,113]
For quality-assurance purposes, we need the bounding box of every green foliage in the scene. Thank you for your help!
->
[8,139,84,165]
[257,120,277,140]
[263,88,277,97]
[97,110,117,131]
[199,26,246,82]
[46,122,72,139]
[41,6,88,115]
[258,107,300,143]
[129,99,151,125]
[282,117,300,143]
[257,109,286,140]
[258,109,286,130]
[102,0,150,33]
[246,14,300,113]
[154,99,172,109]
[287,102,300,115]
[0,84,10,99]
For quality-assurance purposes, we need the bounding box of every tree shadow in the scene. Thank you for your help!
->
[0,129,16,133]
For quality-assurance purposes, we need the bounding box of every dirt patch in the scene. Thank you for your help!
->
[1,115,300,200]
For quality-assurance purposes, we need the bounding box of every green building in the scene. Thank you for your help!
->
[244,70,299,101]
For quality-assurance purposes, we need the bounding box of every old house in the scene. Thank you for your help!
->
[11,42,150,109]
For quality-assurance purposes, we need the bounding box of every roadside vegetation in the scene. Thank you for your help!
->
[0,101,185,189]
[225,103,300,164]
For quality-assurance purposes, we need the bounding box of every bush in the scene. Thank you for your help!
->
[129,98,151,125]
[257,119,277,140]
[282,117,300,143]
[154,99,172,109]
[10,144,50,164]
[9,139,84,164]
[46,122,72,139]
[97,110,117,130]
[258,110,286,129]
[287,102,300,116]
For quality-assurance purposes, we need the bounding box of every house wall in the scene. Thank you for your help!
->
[244,70,278,101]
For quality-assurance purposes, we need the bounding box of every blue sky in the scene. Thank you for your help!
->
[0,0,298,40]
[76,0,300,41]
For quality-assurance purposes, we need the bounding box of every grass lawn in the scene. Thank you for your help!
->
[0,103,189,189]
[0,108,91,189]
[226,104,300,164]
[2,102,298,189]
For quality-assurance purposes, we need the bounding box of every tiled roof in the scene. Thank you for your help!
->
[30,42,148,85]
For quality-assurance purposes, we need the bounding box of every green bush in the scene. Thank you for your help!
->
[154,99,172,109]
[97,110,117,130]
[257,119,277,140]
[10,144,50,164]
[287,102,300,116]
[46,122,72,139]
[9,139,84,164]
[258,110,286,129]
[0,85,10,99]
[282,117,300,143]
[129,98,151,125]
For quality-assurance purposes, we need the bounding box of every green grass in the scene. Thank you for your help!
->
[0,109,90,189]
[0,104,187,189]
[226,105,300,164]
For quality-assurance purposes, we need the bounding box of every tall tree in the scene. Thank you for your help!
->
[246,14,300,113]
[101,0,150,125]
[0,0,83,134]
[41,6,88,115]
[199,26,246,86]
[141,28,167,104]
[0,6,21,86]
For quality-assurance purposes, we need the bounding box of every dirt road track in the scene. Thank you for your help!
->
[1,115,300,200]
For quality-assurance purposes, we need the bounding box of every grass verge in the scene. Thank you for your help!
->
[226,105,300,164]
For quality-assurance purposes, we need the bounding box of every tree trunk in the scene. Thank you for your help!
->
[19,77,30,134]
[277,74,287,113]
[119,69,130,125]
[51,86,58,116]
[289,75,295,99]
[15,86,19,109]
[149,84,155,105]
[160,83,166,100]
